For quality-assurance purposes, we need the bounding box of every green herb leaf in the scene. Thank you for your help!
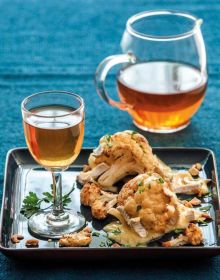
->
[174,229,184,234]
[106,239,114,247]
[103,134,112,147]
[136,243,146,247]
[203,192,212,198]
[99,241,106,247]
[92,232,100,237]
[122,244,131,248]
[138,181,143,187]
[158,178,164,184]
[111,228,121,235]
[198,221,209,226]
[140,145,146,154]
[20,192,42,218]
[42,192,53,203]
[20,185,75,218]
[131,131,137,135]
[200,205,212,212]
[138,187,145,194]
[131,131,138,139]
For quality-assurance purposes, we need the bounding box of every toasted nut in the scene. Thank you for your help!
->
[189,163,202,177]
[195,163,202,170]
[189,197,201,206]
[111,243,121,248]
[83,164,91,172]
[25,239,39,248]
[11,234,24,244]
[189,166,199,177]
[182,197,201,208]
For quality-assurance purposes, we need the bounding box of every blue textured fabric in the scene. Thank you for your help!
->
[0,0,220,279]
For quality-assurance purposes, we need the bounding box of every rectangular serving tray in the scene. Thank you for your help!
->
[1,147,220,260]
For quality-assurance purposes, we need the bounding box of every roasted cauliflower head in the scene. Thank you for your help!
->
[77,131,172,191]
[104,173,209,246]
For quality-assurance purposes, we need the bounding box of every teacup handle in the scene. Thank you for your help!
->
[95,53,136,110]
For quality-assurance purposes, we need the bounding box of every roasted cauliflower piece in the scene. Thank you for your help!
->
[77,131,172,191]
[105,174,208,246]
[80,182,117,220]
[59,227,92,247]
[181,197,201,208]
[91,191,118,220]
[80,182,101,206]
[162,223,203,247]
[172,172,210,196]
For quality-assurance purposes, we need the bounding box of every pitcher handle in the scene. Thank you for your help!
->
[95,53,136,110]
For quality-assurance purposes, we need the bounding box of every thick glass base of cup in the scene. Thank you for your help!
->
[133,120,190,133]
[28,209,85,239]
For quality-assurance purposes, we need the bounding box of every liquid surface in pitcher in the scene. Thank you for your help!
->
[117,61,207,131]
[23,105,84,170]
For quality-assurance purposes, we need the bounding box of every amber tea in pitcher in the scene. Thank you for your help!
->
[117,61,207,131]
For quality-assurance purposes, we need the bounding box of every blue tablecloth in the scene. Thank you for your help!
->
[0,0,220,279]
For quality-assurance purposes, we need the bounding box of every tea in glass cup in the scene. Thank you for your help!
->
[22,91,85,238]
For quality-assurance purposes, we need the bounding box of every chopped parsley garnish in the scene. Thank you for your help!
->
[198,221,209,226]
[197,218,211,226]
[136,243,146,247]
[99,241,106,247]
[92,232,100,237]
[158,178,164,184]
[103,134,112,147]
[138,181,145,193]
[122,244,131,248]
[106,239,114,247]
[200,205,212,212]
[203,192,212,198]
[99,239,114,247]
[131,131,138,138]
[174,229,184,234]
[140,145,146,154]
[112,228,121,235]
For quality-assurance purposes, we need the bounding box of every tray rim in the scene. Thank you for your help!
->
[1,146,220,254]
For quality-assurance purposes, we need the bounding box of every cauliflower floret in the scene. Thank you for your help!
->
[80,182,117,220]
[162,223,203,247]
[91,192,118,220]
[77,131,172,191]
[80,182,101,206]
[185,223,203,245]
[59,227,92,247]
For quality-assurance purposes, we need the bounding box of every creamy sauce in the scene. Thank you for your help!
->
[104,221,173,247]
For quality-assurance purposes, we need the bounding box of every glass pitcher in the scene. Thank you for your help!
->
[95,10,207,133]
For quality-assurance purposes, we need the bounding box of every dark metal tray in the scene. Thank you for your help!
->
[1,147,220,260]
